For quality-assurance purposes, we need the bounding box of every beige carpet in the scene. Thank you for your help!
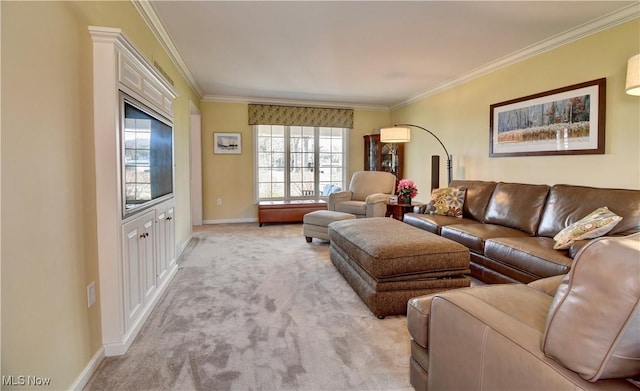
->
[85,223,412,391]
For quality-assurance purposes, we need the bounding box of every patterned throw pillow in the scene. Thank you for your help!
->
[425,186,466,218]
[553,207,623,250]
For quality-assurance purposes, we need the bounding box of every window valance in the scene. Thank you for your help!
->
[248,104,353,128]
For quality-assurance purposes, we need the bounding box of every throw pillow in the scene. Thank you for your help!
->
[425,186,466,218]
[553,206,623,250]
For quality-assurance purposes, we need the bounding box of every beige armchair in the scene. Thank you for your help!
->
[328,171,396,218]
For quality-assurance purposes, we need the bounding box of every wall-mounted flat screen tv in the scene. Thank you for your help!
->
[121,93,174,217]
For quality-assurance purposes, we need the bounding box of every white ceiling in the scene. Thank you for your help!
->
[147,1,638,109]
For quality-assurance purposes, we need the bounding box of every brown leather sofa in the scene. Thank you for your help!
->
[406,233,640,390]
[403,180,640,283]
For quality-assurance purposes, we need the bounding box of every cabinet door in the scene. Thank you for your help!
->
[155,201,175,287]
[121,210,155,332]
[164,205,176,269]
[364,134,403,179]
[122,221,143,332]
[363,135,380,171]
[141,217,156,304]
[381,143,403,178]
[155,208,168,283]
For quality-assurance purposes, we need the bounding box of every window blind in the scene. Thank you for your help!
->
[248,104,353,128]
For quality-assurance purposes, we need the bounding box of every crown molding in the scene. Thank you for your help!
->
[131,0,637,111]
[202,94,391,112]
[131,0,203,98]
[392,3,640,110]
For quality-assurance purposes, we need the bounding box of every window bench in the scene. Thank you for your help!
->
[258,199,327,226]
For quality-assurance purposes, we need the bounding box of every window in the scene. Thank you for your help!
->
[123,115,152,202]
[255,125,347,200]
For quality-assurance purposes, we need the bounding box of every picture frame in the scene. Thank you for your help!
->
[213,132,242,154]
[489,78,605,157]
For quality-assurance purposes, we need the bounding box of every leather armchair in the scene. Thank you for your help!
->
[328,171,396,218]
[407,233,640,390]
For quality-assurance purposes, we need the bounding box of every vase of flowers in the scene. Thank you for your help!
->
[397,179,418,205]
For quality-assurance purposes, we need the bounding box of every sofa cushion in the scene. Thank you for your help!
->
[537,184,640,238]
[334,200,366,216]
[440,223,529,254]
[403,213,478,235]
[484,237,573,279]
[552,206,622,249]
[484,182,550,235]
[426,186,466,217]
[542,233,640,381]
[449,180,497,222]
[527,275,565,297]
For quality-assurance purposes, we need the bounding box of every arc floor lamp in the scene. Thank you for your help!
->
[380,124,452,191]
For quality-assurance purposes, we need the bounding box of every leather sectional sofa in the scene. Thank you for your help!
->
[406,233,640,390]
[403,180,640,284]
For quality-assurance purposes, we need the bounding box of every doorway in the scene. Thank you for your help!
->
[189,101,203,226]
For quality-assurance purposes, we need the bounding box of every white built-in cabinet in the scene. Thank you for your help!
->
[90,26,178,356]
[155,201,176,286]
[121,199,175,333]
[122,210,155,332]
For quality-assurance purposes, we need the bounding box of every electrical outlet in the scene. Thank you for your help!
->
[217,198,222,206]
[87,281,96,308]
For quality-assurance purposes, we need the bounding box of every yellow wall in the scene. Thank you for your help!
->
[351,110,392,174]
[1,1,200,389]
[200,101,390,222]
[1,1,637,388]
[201,102,254,222]
[200,20,640,221]
[392,19,640,202]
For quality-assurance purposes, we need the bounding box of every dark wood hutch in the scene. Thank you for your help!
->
[363,134,404,179]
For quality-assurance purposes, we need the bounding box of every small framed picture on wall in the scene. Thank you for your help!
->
[213,132,242,154]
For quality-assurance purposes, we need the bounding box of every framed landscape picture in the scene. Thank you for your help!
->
[489,78,606,157]
[214,132,242,154]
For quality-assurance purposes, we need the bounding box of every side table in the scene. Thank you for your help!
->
[386,202,423,221]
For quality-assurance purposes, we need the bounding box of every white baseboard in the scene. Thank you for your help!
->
[203,217,258,224]
[70,346,105,391]
[103,262,179,357]
[177,237,190,256]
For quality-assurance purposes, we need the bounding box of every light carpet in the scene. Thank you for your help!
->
[85,223,412,391]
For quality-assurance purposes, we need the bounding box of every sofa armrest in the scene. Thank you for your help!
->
[407,295,437,348]
[409,284,551,354]
[407,287,475,349]
[365,193,391,217]
[527,275,565,296]
[328,191,352,210]
[414,204,428,214]
[364,192,390,204]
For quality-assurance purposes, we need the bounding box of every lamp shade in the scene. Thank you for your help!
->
[626,53,640,96]
[380,127,411,143]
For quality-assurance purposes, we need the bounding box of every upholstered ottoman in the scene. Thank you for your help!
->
[328,217,470,317]
[303,210,356,242]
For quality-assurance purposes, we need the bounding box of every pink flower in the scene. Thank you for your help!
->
[397,179,418,198]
